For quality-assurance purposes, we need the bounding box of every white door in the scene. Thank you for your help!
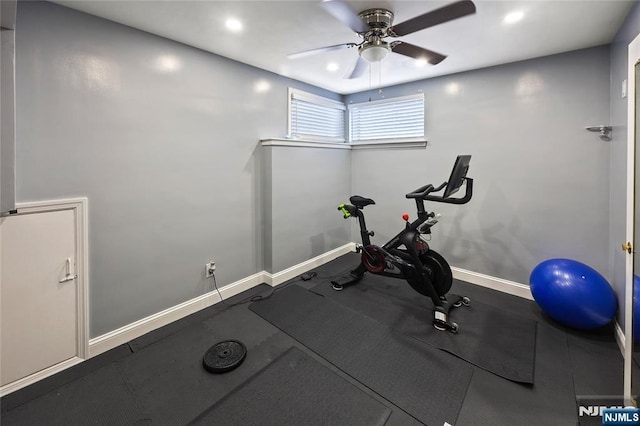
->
[0,208,78,386]
[626,33,640,404]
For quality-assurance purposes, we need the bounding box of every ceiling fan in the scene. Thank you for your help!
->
[288,0,477,79]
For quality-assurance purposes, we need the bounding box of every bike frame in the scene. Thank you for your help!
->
[331,158,473,332]
[346,177,473,308]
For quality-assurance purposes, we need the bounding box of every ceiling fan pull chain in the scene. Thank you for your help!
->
[368,62,373,101]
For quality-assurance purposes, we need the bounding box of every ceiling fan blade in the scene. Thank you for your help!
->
[392,42,447,65]
[287,43,357,59]
[390,0,476,37]
[348,56,367,79]
[320,0,369,33]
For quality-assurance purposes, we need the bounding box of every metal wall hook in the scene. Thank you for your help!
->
[585,125,612,141]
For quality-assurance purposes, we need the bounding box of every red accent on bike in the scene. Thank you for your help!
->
[402,214,410,221]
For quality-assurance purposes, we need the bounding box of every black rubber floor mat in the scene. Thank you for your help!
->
[249,284,474,426]
[190,347,392,425]
[1,363,145,425]
[312,273,537,384]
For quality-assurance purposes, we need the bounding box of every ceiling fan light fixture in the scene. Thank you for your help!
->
[359,42,390,63]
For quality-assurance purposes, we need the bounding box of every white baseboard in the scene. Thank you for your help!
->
[0,357,84,397]
[89,242,356,359]
[451,266,533,300]
[263,243,356,286]
[88,272,264,358]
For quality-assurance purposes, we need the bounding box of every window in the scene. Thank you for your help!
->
[285,89,425,147]
[348,94,425,144]
[288,88,346,142]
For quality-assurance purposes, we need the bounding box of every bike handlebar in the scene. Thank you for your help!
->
[406,178,473,205]
[406,184,435,199]
[405,181,446,199]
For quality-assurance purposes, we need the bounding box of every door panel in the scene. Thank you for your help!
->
[1,209,77,386]
[627,32,640,404]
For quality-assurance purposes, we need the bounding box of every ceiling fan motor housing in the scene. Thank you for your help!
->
[358,9,394,35]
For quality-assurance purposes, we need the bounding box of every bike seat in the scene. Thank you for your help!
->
[350,195,375,208]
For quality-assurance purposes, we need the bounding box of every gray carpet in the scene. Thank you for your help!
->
[312,273,537,384]
[250,284,474,426]
[191,346,392,425]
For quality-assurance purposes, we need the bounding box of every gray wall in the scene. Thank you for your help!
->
[14,0,637,338]
[263,145,351,273]
[15,1,340,337]
[346,46,612,285]
[610,1,640,327]
[1,28,16,213]
[1,0,17,214]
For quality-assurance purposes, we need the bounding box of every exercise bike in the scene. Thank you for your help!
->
[331,155,473,333]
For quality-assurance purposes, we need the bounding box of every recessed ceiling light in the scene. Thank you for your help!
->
[326,62,339,72]
[504,11,524,24]
[225,18,243,32]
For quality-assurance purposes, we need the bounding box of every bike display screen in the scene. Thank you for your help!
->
[443,155,471,199]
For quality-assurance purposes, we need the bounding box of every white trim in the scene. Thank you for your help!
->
[350,140,427,149]
[88,271,264,358]
[14,197,87,213]
[260,138,351,150]
[451,266,533,300]
[260,138,427,150]
[89,243,355,358]
[263,243,356,286]
[624,33,640,404]
[615,319,626,356]
[0,357,84,397]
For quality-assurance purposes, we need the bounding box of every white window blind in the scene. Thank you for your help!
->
[349,94,424,143]
[288,88,346,142]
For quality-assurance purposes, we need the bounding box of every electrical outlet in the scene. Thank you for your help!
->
[205,261,216,278]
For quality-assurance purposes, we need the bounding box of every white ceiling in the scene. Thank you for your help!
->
[52,0,635,95]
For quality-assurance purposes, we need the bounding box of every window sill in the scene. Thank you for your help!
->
[260,138,350,150]
[350,140,428,150]
[260,138,427,150]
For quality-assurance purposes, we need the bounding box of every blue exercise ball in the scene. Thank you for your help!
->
[529,258,617,329]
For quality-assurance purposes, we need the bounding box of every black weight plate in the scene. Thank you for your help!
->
[203,340,247,374]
